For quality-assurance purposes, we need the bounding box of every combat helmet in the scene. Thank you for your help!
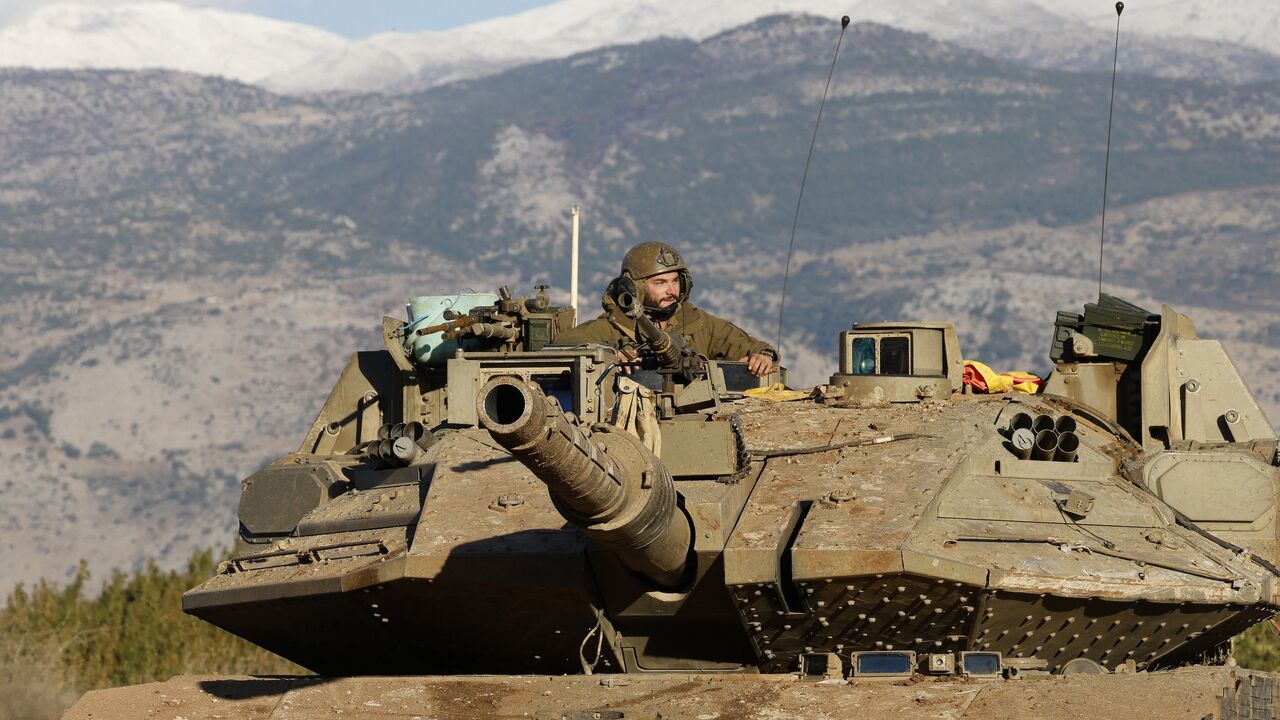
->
[618,242,692,316]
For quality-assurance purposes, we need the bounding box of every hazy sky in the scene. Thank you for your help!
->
[0,0,560,36]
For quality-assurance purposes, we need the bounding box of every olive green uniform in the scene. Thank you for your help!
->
[554,301,777,362]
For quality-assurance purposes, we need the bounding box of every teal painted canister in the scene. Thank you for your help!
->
[403,292,499,366]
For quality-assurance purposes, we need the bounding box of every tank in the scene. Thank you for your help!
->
[56,288,1280,718]
[170,289,1280,687]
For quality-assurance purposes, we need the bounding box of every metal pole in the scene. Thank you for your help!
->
[776,16,850,357]
[570,205,580,324]
[1098,1,1124,299]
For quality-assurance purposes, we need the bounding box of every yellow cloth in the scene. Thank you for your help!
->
[744,383,809,402]
[964,360,1011,393]
[963,360,1040,395]
[1001,370,1042,395]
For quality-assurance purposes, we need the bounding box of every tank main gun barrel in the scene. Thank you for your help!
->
[476,377,691,589]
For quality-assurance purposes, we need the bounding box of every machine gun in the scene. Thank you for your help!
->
[610,278,707,387]
[414,286,545,343]
[398,285,573,366]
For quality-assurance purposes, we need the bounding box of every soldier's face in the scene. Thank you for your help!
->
[643,272,681,309]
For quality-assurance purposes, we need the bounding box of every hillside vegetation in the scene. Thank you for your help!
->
[0,549,298,720]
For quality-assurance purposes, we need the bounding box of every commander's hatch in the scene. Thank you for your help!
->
[828,323,965,402]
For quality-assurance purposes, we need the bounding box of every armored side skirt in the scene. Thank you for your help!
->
[731,571,1275,674]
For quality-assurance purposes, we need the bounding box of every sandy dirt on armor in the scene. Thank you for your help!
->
[64,667,1245,720]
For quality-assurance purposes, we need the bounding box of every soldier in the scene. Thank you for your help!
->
[553,242,778,376]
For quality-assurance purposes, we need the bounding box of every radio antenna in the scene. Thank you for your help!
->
[775,15,850,356]
[1097,1,1124,299]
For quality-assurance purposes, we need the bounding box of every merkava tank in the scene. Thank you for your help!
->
[169,285,1280,691]
[58,285,1280,718]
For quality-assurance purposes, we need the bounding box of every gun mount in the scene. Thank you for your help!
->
[476,377,691,588]
[398,284,573,368]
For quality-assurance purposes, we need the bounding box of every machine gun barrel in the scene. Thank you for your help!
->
[632,313,683,370]
[614,288,685,371]
[476,377,691,588]
[415,315,478,337]
[447,322,519,341]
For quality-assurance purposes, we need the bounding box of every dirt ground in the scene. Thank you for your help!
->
[63,666,1272,720]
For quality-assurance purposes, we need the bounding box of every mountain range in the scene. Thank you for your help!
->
[4,0,1280,93]
[0,12,1278,597]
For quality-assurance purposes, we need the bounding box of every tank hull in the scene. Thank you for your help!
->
[182,531,606,676]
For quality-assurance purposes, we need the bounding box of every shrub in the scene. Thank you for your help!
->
[0,549,300,720]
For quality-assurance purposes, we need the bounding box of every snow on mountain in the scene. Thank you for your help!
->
[369,0,1280,92]
[0,2,347,85]
[359,0,1072,92]
[2,0,1280,94]
[377,0,1054,52]
[1035,0,1280,58]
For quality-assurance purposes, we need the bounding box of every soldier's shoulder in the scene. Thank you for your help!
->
[576,314,614,327]
[692,307,772,349]
[685,304,734,328]
[553,315,624,345]
[676,303,708,320]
